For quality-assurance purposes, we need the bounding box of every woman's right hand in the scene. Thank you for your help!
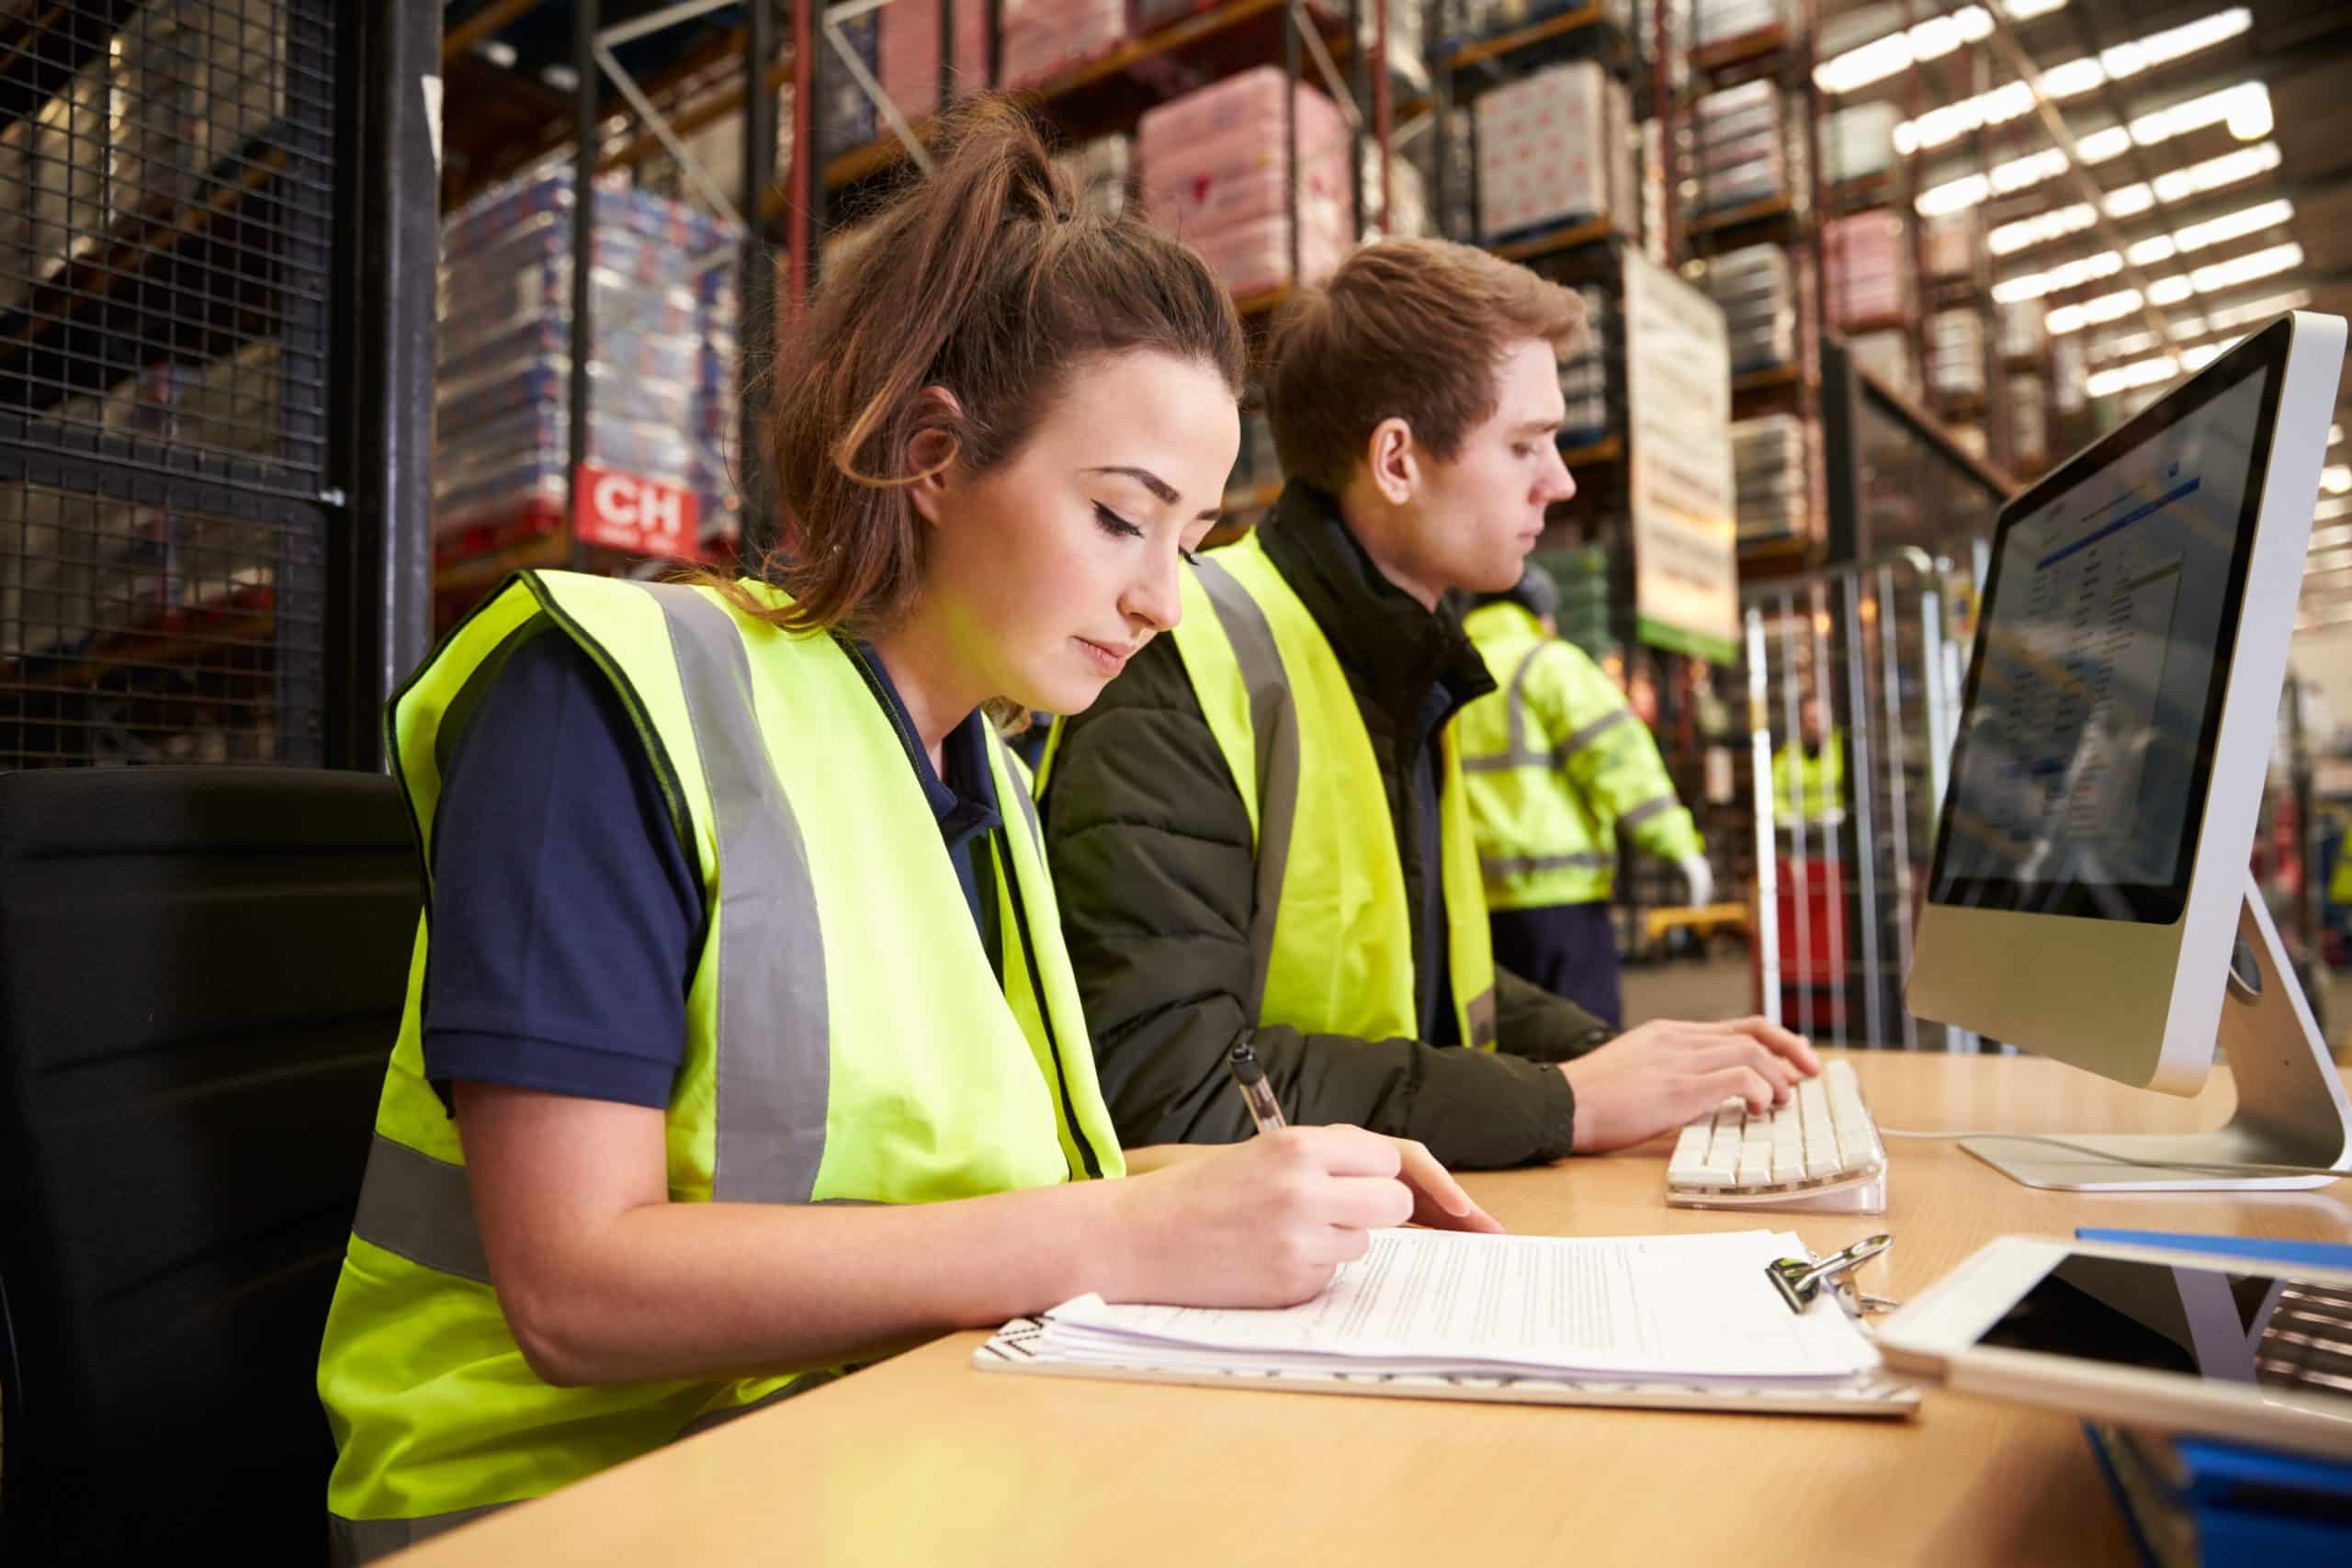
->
[1102,1124,1422,1308]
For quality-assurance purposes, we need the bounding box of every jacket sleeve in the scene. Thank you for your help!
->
[1532,643,1702,863]
[1041,641,1580,1169]
[1492,964,1615,1064]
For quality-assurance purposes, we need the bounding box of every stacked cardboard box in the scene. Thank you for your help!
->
[877,0,991,119]
[1822,210,1909,328]
[1821,104,1899,186]
[1732,413,1807,544]
[1000,0,1131,89]
[433,172,734,556]
[1560,286,1611,445]
[1476,61,1634,241]
[1697,244,1795,374]
[1057,133,1136,219]
[1928,308,1984,400]
[1140,69,1354,297]
[1690,79,1801,217]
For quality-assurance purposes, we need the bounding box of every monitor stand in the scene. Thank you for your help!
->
[1963,872,2352,1192]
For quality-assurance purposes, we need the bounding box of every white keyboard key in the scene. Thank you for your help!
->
[1734,1160,1769,1190]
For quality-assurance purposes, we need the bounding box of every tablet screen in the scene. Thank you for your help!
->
[1979,1253,2352,1402]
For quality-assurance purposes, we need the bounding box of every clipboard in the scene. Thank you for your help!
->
[974,1317,1921,1418]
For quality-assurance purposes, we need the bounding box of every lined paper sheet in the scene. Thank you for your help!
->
[1039,1229,1878,1381]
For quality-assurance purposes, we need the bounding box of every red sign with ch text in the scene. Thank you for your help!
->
[573,466,701,558]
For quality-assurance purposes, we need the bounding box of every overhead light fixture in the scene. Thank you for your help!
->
[1990,203,2098,255]
[1815,2,2060,96]
[1994,250,2122,303]
[539,62,580,92]
[2086,354,2182,398]
[1890,10,2252,152]
[2332,423,2345,450]
[2196,288,2310,333]
[2326,467,2352,497]
[1914,107,2275,220]
[477,40,518,68]
[2047,289,2143,335]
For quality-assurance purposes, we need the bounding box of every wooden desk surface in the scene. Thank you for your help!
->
[391,1052,2352,1566]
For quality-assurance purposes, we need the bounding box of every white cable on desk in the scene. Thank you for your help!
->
[1876,1127,2351,1181]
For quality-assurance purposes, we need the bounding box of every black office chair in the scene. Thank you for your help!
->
[0,766,420,1562]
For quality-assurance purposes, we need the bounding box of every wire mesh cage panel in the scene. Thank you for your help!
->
[0,0,335,769]
[1742,547,1985,1051]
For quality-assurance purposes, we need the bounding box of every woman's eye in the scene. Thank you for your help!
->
[1092,502,1143,540]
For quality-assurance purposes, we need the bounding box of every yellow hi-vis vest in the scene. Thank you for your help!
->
[1455,602,1702,910]
[318,571,1123,1562]
[1143,530,1496,1047]
[1771,730,1848,822]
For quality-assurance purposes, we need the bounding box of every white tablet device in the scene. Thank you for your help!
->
[1874,1235,2352,1459]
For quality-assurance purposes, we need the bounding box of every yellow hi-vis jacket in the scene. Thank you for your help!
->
[1771,729,1848,822]
[1454,602,1702,910]
[1133,529,1498,1048]
[317,572,1123,1562]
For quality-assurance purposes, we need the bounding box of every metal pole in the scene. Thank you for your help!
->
[1347,0,1366,242]
[742,0,780,562]
[1839,571,1883,1047]
[789,0,816,315]
[331,0,435,769]
[1372,0,1389,234]
[569,0,599,573]
[1283,3,1300,287]
[1425,0,1451,239]
[1747,604,1781,1022]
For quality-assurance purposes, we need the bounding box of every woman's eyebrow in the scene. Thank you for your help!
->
[1089,465,1224,522]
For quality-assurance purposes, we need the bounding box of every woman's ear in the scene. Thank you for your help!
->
[906,385,966,528]
[1367,417,1417,506]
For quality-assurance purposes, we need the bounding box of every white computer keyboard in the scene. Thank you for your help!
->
[1665,1058,1888,1213]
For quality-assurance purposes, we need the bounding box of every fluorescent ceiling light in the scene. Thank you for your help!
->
[1815,2,2058,96]
[1994,250,2121,303]
[1990,203,2097,255]
[2327,467,2352,497]
[1891,10,2251,152]
[1914,107,2274,221]
[2086,354,2181,398]
[2048,289,2143,334]
[477,40,517,68]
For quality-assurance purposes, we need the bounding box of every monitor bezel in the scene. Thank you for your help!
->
[1925,314,2294,924]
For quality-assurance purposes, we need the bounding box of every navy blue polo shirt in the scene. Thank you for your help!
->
[420,627,1002,1111]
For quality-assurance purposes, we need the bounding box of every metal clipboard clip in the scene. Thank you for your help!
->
[1768,1233,1897,1316]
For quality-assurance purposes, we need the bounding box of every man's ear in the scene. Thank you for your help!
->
[906,386,965,528]
[1366,416,1417,506]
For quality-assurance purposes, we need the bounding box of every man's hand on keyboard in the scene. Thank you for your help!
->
[1557,1017,1823,1156]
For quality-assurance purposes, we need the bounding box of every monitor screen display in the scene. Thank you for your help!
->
[1929,326,2286,922]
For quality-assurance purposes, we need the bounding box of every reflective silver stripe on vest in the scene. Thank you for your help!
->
[1192,557,1302,1022]
[348,585,831,1279]
[1464,987,1498,1048]
[1462,645,1633,774]
[1617,795,1675,830]
[1479,851,1613,878]
[350,1134,490,1283]
[641,581,831,1204]
[329,1502,510,1566]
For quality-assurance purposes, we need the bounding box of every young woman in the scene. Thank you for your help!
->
[316,100,1497,1562]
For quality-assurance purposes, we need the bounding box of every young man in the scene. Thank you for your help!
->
[1456,563,1711,1028]
[1040,239,1817,1169]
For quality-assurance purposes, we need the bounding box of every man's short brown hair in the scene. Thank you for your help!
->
[1263,238,1587,496]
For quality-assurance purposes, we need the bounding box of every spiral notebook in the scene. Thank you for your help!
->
[976,1227,1919,1417]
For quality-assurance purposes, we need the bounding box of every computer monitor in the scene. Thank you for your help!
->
[1907,310,2352,1191]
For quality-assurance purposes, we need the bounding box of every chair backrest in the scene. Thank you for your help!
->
[0,766,418,1562]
